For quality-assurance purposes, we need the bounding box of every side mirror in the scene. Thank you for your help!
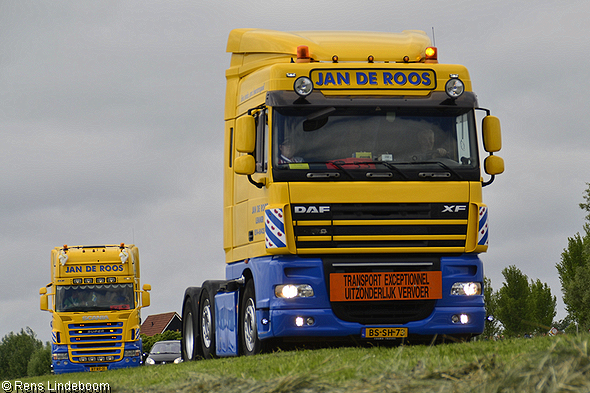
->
[484,155,505,175]
[141,284,151,308]
[234,155,256,175]
[235,115,256,153]
[482,116,502,153]
[40,287,49,311]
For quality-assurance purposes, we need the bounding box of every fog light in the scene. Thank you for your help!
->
[306,317,315,326]
[295,317,304,327]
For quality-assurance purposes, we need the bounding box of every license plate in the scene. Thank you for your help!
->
[362,327,408,339]
[89,366,107,372]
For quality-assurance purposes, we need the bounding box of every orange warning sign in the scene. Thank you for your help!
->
[329,271,442,302]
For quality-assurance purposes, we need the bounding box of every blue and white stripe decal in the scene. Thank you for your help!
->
[52,331,57,344]
[478,206,489,246]
[265,208,286,249]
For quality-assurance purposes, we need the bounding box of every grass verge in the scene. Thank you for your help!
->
[12,334,590,392]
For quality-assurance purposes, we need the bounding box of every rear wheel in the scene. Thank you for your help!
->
[240,280,263,356]
[181,294,202,361]
[200,289,216,358]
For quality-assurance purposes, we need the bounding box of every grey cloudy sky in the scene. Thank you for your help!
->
[1,0,588,341]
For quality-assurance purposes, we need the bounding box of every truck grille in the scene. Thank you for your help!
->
[67,322,124,362]
[293,203,468,251]
[323,255,439,324]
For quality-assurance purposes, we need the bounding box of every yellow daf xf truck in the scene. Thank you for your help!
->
[40,244,151,373]
[182,29,504,359]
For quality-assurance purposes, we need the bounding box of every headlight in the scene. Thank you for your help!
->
[174,357,183,364]
[445,77,464,98]
[294,77,313,97]
[53,352,68,360]
[275,284,314,299]
[145,357,155,365]
[124,349,141,357]
[450,282,481,296]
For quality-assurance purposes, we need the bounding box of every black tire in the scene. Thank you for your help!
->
[199,288,216,359]
[239,280,264,356]
[181,291,202,361]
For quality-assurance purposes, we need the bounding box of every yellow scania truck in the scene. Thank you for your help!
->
[181,29,504,359]
[40,244,151,373]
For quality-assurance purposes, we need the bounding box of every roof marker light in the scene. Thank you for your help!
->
[367,55,374,63]
[297,45,311,63]
[332,55,338,63]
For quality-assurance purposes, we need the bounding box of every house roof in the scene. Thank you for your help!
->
[140,312,181,336]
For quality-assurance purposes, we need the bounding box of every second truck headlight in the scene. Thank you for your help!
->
[275,284,314,299]
[450,282,481,296]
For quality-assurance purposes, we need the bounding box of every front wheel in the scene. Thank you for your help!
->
[239,280,264,356]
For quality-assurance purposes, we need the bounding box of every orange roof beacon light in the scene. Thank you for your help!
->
[296,45,311,63]
[424,46,438,63]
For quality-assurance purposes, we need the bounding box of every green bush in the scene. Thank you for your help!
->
[0,327,43,379]
[27,343,51,377]
[141,330,182,355]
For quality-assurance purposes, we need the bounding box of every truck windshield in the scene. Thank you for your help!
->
[55,283,135,312]
[272,106,479,180]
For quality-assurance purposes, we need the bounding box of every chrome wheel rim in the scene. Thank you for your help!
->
[184,311,194,359]
[244,297,257,352]
[201,299,212,348]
